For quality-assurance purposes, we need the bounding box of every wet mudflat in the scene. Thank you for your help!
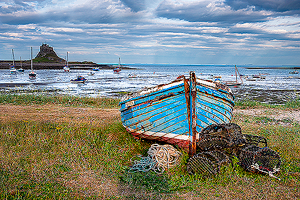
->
[1,64,299,104]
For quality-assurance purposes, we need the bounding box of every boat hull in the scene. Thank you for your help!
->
[70,80,85,83]
[29,72,36,79]
[120,72,234,155]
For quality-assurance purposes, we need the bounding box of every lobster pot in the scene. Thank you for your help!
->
[239,145,281,174]
[199,123,246,147]
[243,134,268,147]
[187,150,230,176]
[197,135,230,151]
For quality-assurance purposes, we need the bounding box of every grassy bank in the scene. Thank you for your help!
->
[0,94,120,109]
[0,95,299,199]
[235,99,300,109]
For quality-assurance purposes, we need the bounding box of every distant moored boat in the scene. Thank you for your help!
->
[64,52,70,72]
[223,65,243,86]
[71,75,86,83]
[289,70,299,74]
[18,56,24,72]
[10,49,17,74]
[113,57,122,73]
[29,47,36,79]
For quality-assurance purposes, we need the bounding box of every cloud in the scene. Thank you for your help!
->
[0,0,49,13]
[120,0,146,12]
[0,0,299,64]
[155,0,273,24]
[225,0,300,13]
[0,0,144,25]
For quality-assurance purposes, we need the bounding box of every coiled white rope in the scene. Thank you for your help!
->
[128,144,182,173]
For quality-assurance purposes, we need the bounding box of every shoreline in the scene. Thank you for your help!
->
[0,61,137,70]
[244,66,300,69]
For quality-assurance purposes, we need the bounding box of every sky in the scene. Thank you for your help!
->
[0,0,300,65]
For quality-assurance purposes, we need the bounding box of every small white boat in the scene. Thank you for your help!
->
[128,73,137,78]
[64,52,70,72]
[18,56,24,72]
[29,71,36,79]
[113,57,122,73]
[29,47,36,79]
[252,75,261,79]
[88,71,95,76]
[10,49,17,74]
[223,65,243,86]
[10,67,17,74]
[64,66,70,72]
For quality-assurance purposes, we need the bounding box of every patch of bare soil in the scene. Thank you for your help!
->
[0,104,120,125]
[233,108,300,123]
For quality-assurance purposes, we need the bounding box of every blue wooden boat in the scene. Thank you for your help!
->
[120,71,234,156]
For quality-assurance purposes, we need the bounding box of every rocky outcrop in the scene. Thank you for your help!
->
[35,43,65,63]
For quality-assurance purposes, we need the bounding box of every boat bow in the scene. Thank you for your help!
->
[120,72,234,156]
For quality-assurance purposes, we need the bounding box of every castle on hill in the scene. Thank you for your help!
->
[35,43,65,63]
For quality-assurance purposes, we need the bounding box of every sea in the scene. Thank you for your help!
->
[1,64,299,104]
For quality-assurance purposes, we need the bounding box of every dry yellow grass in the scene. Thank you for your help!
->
[0,104,120,126]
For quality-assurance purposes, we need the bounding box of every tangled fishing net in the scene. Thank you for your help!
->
[198,123,246,149]
[128,144,182,173]
[192,123,281,179]
[243,134,268,147]
[187,150,230,176]
[238,145,281,180]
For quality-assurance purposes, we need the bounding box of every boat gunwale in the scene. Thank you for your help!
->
[120,79,185,104]
[195,83,235,106]
[120,76,234,106]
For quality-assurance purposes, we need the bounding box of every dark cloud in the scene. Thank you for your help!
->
[156,1,270,24]
[227,25,300,43]
[225,0,300,12]
[0,0,49,13]
[120,0,146,12]
[0,0,143,25]
[0,1,31,14]
[0,4,24,14]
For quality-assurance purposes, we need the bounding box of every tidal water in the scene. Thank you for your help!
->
[1,64,299,104]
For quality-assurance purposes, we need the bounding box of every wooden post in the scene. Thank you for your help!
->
[189,71,197,157]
